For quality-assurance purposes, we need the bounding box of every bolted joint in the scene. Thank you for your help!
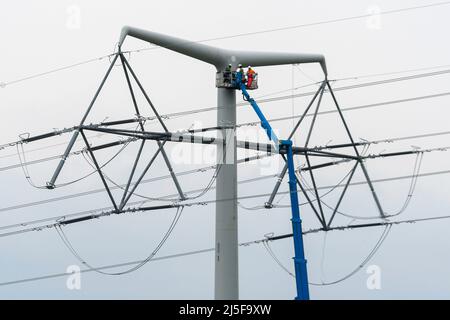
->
[293,257,308,264]
[279,139,293,153]
[280,139,293,146]
[291,217,302,224]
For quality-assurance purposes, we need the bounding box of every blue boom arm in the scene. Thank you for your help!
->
[238,77,310,300]
[239,82,279,150]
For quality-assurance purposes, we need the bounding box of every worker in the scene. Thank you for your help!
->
[236,64,246,85]
[246,66,256,88]
[223,64,232,84]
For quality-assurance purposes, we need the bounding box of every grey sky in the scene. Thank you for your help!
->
[1,0,450,299]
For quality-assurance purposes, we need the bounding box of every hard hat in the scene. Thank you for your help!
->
[228,63,232,66]
[248,66,252,69]
[238,64,242,67]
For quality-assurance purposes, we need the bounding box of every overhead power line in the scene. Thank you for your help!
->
[2,164,450,238]
[2,126,450,174]
[2,66,450,154]
[55,206,184,276]
[3,212,450,288]
[0,154,272,215]
[135,69,450,121]
[0,144,427,213]
[288,225,393,286]
[173,1,450,44]
[332,64,450,82]
[1,135,448,215]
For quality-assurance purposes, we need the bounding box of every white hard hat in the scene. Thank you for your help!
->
[238,63,242,67]
[248,66,252,68]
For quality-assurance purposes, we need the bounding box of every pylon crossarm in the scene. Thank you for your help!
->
[265,157,352,210]
[326,80,385,218]
[20,127,78,143]
[120,54,169,132]
[118,139,146,211]
[82,126,221,146]
[46,53,120,189]
[288,81,326,140]
[59,203,179,226]
[303,153,327,224]
[304,84,326,148]
[82,126,360,161]
[300,158,352,172]
[79,129,119,212]
[326,161,359,228]
[120,140,167,208]
[119,53,185,201]
[290,81,327,226]
[120,54,145,127]
[302,148,358,160]
[310,141,367,151]
[359,160,386,218]
[159,141,186,200]
[117,54,149,210]
[20,125,368,155]
[98,117,146,127]
[265,162,288,208]
[90,138,138,151]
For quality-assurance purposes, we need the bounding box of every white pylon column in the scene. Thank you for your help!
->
[214,88,238,300]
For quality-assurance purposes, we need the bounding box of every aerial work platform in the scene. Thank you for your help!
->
[216,71,259,90]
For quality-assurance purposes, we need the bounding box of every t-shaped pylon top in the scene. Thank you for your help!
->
[119,26,327,76]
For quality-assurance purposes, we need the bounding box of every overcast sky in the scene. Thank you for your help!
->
[1,0,450,299]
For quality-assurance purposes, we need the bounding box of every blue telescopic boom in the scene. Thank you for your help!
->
[237,76,310,300]
[239,81,279,150]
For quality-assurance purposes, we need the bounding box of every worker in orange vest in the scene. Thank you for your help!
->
[246,66,256,88]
